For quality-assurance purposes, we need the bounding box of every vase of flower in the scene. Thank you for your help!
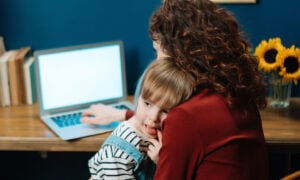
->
[255,37,300,108]
[268,75,292,108]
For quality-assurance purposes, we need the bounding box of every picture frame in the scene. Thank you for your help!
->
[211,0,256,3]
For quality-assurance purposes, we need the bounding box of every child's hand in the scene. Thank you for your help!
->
[81,104,126,125]
[147,130,162,164]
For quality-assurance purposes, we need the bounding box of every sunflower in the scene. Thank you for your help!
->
[254,37,285,72]
[278,45,300,85]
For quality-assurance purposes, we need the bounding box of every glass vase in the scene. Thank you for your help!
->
[269,78,292,108]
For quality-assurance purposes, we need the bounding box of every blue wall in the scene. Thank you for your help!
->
[223,0,300,96]
[0,0,299,95]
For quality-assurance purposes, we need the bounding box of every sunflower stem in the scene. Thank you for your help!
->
[269,72,291,108]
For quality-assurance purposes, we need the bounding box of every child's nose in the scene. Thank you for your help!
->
[149,111,161,123]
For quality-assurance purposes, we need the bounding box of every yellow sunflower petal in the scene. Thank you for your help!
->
[278,46,300,85]
[254,37,285,72]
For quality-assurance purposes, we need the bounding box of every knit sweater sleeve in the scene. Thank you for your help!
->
[154,106,204,180]
[125,110,135,120]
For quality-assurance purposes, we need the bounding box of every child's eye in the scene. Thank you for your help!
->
[162,109,169,114]
[144,101,151,107]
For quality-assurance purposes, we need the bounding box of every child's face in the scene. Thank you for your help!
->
[135,96,169,139]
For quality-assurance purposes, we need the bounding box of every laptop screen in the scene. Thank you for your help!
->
[35,41,127,112]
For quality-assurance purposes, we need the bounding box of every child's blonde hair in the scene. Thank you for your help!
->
[140,57,195,109]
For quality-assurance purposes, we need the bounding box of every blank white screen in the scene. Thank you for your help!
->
[38,44,124,110]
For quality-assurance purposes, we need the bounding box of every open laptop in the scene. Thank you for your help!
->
[34,40,133,140]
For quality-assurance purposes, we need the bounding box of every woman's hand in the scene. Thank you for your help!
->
[147,130,162,164]
[81,104,127,125]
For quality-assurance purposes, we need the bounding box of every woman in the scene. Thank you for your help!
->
[82,0,268,179]
[149,0,268,179]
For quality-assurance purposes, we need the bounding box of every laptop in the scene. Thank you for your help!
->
[34,40,133,140]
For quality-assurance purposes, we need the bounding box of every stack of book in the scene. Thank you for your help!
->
[0,36,37,106]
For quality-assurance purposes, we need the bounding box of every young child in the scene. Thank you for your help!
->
[88,57,195,180]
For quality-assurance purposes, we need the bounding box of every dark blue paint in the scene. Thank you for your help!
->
[0,0,299,95]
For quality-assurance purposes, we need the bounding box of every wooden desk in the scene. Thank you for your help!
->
[260,98,300,151]
[0,103,112,152]
[0,98,300,152]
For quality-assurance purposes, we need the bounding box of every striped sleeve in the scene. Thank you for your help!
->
[88,145,136,180]
[88,122,145,180]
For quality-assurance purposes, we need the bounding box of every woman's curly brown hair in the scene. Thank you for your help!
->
[149,0,266,108]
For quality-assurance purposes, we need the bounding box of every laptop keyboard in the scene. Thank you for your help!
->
[51,104,131,128]
[51,112,82,128]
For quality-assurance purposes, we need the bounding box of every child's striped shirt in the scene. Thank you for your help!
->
[88,121,151,180]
